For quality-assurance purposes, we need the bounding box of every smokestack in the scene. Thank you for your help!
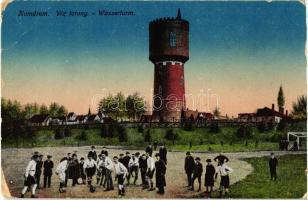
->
[272,104,275,111]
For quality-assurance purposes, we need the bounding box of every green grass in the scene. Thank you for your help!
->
[2,127,285,152]
[230,154,307,198]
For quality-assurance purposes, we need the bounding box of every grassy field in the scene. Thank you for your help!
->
[229,154,307,198]
[2,127,285,152]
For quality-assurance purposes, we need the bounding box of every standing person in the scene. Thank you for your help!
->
[96,154,102,184]
[184,152,195,188]
[204,159,215,194]
[269,153,278,181]
[113,156,128,197]
[190,157,203,192]
[118,154,124,164]
[43,155,54,188]
[20,154,39,198]
[146,152,155,191]
[88,146,97,161]
[214,152,229,165]
[139,154,148,188]
[154,153,166,195]
[215,161,233,197]
[98,154,106,186]
[145,144,153,157]
[68,154,80,187]
[101,146,108,157]
[83,155,97,186]
[159,144,167,165]
[103,153,114,191]
[63,153,71,187]
[35,154,43,189]
[79,157,86,184]
[153,141,158,151]
[128,153,139,185]
[122,152,131,184]
[56,158,68,193]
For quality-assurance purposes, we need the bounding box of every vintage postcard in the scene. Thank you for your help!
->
[1,0,307,199]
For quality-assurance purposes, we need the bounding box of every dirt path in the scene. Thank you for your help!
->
[1,147,305,198]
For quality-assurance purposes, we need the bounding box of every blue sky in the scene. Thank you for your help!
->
[2,1,306,116]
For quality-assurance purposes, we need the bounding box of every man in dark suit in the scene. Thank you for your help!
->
[145,144,153,157]
[155,153,166,194]
[122,152,131,184]
[43,155,54,188]
[269,152,278,180]
[159,144,167,165]
[88,146,97,161]
[214,152,229,165]
[35,154,43,189]
[184,152,195,187]
[191,157,203,192]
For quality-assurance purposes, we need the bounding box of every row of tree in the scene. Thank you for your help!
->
[97,92,146,121]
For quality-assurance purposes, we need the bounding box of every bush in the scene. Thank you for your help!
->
[209,122,220,133]
[144,129,151,142]
[76,130,87,141]
[108,122,117,137]
[54,128,64,139]
[183,120,195,131]
[165,129,177,140]
[267,121,275,131]
[64,127,71,137]
[236,125,253,139]
[100,124,108,137]
[277,119,287,131]
[257,121,267,133]
[118,125,128,142]
[138,125,144,133]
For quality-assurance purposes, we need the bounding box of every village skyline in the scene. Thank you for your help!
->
[2,1,306,116]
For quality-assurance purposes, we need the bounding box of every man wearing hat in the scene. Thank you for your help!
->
[21,154,39,198]
[184,151,195,188]
[88,146,97,161]
[43,155,54,188]
[35,154,44,189]
[79,157,86,184]
[190,157,203,192]
[155,153,166,194]
[204,159,215,194]
[269,152,278,180]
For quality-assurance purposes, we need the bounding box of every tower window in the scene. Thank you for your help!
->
[169,32,176,47]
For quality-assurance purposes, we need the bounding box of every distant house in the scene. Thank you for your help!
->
[51,116,66,125]
[76,115,88,124]
[66,112,78,125]
[87,114,101,123]
[98,111,107,123]
[197,112,214,120]
[238,113,256,123]
[256,104,285,123]
[29,114,51,126]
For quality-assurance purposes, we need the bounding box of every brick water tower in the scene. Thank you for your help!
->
[149,9,189,122]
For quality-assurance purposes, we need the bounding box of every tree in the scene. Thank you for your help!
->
[236,125,253,139]
[209,122,220,133]
[39,104,49,115]
[118,125,128,142]
[165,129,178,141]
[57,105,68,116]
[277,85,285,110]
[23,103,40,119]
[54,128,64,139]
[126,92,146,121]
[144,129,152,142]
[101,124,108,137]
[64,127,71,137]
[76,130,87,141]
[49,102,61,117]
[291,95,307,120]
[213,107,220,119]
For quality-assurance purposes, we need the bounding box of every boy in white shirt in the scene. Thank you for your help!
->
[103,153,114,191]
[113,156,128,197]
[215,161,233,197]
[21,154,39,198]
[146,153,155,191]
[56,158,68,193]
[83,155,97,186]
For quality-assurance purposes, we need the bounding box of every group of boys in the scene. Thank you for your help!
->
[20,152,54,198]
[184,152,233,197]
